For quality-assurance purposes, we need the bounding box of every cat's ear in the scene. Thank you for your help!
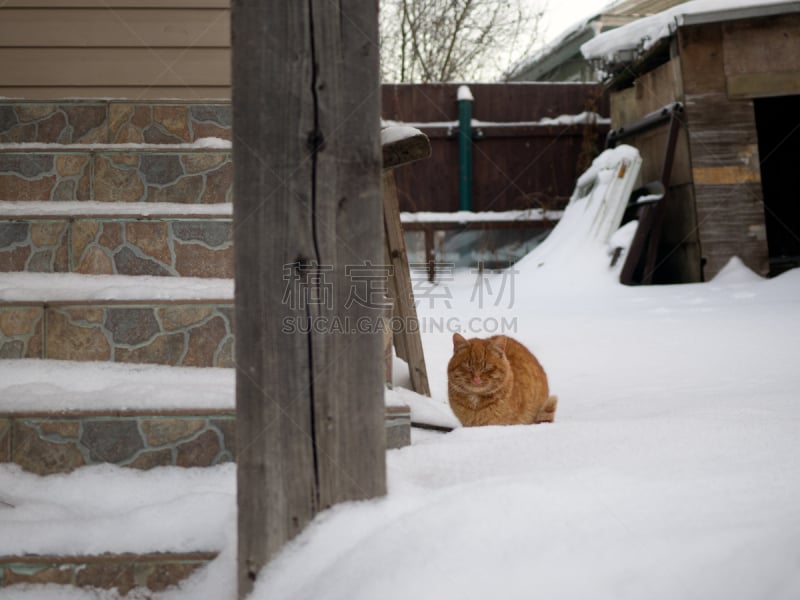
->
[452,332,469,352]
[489,335,507,354]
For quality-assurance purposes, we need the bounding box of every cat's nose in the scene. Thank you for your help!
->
[472,375,481,384]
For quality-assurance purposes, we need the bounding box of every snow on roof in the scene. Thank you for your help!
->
[508,16,599,80]
[582,0,800,64]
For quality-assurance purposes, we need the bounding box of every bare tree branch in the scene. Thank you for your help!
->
[381,0,544,82]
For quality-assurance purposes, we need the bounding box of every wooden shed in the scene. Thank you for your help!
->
[594,1,800,282]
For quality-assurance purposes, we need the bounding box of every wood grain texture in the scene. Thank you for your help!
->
[232,1,385,596]
[681,89,768,277]
[683,93,760,167]
[609,56,701,283]
[727,72,800,100]
[383,171,431,397]
[722,14,800,82]
[382,130,431,170]
[610,59,684,127]
[693,183,769,277]
[678,23,726,95]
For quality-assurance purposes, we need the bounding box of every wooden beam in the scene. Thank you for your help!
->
[727,71,800,100]
[382,170,431,397]
[232,1,385,597]
[722,13,800,99]
[382,129,431,170]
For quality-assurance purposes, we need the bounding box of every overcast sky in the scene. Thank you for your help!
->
[537,0,615,45]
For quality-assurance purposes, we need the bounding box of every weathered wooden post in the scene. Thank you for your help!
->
[231,1,386,597]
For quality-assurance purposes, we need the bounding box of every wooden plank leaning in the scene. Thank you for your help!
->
[381,126,432,397]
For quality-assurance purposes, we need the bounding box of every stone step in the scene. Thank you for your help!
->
[0,100,231,145]
[0,203,233,278]
[1,406,411,474]
[2,410,236,474]
[0,300,235,367]
[0,359,411,475]
[0,272,234,367]
[0,144,232,203]
[0,552,217,594]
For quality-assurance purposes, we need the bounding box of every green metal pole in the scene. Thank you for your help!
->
[457,85,473,212]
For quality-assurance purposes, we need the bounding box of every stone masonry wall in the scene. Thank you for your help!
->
[0,413,234,475]
[0,553,217,593]
[0,101,233,203]
[0,304,234,367]
[0,151,232,203]
[0,102,231,145]
[0,218,233,278]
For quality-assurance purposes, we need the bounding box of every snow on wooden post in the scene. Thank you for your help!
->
[231,2,386,597]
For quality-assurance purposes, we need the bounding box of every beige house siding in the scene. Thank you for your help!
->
[0,0,231,100]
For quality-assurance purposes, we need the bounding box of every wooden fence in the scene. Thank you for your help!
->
[382,83,610,213]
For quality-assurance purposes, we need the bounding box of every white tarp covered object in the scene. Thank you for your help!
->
[515,144,642,282]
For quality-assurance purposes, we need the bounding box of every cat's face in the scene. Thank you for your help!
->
[447,333,510,395]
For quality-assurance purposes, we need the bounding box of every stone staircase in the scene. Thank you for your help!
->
[0,100,410,596]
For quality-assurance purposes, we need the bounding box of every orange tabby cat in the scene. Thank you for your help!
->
[447,333,557,427]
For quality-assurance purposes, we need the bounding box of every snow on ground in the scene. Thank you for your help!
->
[3,144,800,599]
[245,252,800,600]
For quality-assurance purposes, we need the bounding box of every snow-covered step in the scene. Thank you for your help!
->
[0,459,233,594]
[0,202,233,277]
[0,141,232,203]
[0,360,235,472]
[0,360,411,474]
[0,273,233,367]
[0,552,218,592]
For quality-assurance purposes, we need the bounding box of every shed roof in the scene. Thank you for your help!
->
[582,0,800,70]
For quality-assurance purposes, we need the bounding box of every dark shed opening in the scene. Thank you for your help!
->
[754,94,800,276]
